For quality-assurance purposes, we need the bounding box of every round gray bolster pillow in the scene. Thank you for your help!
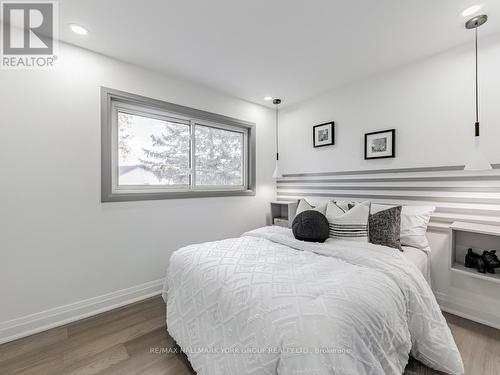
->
[292,210,329,243]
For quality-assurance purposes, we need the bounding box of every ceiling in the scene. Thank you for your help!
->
[59,0,500,107]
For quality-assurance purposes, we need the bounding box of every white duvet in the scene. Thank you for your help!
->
[163,226,464,375]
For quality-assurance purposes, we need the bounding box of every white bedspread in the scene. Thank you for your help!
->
[163,226,463,375]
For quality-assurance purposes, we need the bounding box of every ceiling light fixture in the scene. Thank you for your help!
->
[272,98,283,179]
[462,5,481,17]
[264,96,273,101]
[464,14,491,171]
[69,24,89,36]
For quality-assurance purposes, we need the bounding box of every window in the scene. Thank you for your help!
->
[117,112,191,187]
[101,88,255,202]
[194,124,244,187]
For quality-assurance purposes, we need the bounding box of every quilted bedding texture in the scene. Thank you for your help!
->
[162,226,464,375]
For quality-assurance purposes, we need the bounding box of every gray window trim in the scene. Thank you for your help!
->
[101,87,256,202]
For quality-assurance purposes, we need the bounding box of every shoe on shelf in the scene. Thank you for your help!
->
[478,258,488,274]
[465,248,487,274]
[482,250,500,269]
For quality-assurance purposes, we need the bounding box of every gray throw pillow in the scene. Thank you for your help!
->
[292,210,330,243]
[369,206,402,251]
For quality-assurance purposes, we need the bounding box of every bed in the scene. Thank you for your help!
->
[401,245,431,284]
[162,226,463,375]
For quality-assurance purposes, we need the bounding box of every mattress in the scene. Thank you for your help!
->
[402,245,431,285]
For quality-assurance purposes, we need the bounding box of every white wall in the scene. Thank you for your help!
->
[280,34,500,173]
[0,43,275,339]
[279,34,500,329]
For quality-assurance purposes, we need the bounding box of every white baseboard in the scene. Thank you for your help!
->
[0,278,165,345]
[435,291,500,330]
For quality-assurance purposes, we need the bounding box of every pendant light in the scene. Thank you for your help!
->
[464,14,492,171]
[272,98,283,179]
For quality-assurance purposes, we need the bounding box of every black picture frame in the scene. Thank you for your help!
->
[364,129,396,160]
[313,122,335,148]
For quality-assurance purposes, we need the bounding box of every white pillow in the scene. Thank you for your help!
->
[326,200,370,242]
[371,204,435,252]
[370,203,394,214]
[296,199,327,215]
[332,200,355,212]
[400,205,435,252]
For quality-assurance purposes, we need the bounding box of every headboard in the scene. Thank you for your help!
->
[276,164,500,232]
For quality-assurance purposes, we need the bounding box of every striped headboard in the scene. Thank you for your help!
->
[277,164,500,232]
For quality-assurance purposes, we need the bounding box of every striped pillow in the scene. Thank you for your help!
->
[326,201,371,241]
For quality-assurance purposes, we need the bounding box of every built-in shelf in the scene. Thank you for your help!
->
[450,263,500,284]
[270,201,297,228]
[450,221,500,284]
[450,221,500,236]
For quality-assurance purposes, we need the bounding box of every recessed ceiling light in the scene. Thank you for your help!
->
[264,96,273,101]
[69,24,89,36]
[462,5,481,17]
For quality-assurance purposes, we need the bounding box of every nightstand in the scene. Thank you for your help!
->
[270,201,298,228]
[450,221,500,284]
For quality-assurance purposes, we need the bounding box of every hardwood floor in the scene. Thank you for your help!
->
[1,296,499,375]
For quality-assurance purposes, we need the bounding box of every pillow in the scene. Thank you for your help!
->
[292,210,330,243]
[329,200,354,212]
[370,203,394,214]
[296,199,327,215]
[369,206,402,250]
[371,204,435,252]
[326,200,358,214]
[400,205,435,251]
[326,200,370,242]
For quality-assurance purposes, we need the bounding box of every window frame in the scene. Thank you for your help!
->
[101,87,256,202]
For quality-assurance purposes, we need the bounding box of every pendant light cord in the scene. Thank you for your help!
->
[275,101,279,161]
[464,14,491,170]
[475,25,480,136]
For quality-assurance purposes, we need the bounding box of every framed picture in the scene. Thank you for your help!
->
[313,122,335,148]
[364,129,395,159]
